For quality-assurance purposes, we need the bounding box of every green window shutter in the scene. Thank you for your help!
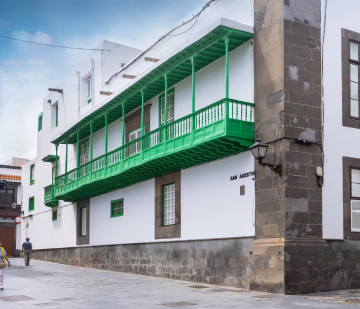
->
[29,197,34,211]
[30,164,35,185]
[55,105,58,127]
[52,209,57,221]
[111,199,124,218]
[38,113,43,131]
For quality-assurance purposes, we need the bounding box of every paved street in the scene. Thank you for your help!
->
[0,258,357,308]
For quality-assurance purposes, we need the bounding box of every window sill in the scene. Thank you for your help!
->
[111,214,123,218]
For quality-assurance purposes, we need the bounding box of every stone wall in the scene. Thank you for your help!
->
[31,237,253,289]
[328,240,360,291]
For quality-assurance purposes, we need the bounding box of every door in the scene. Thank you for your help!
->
[0,226,14,256]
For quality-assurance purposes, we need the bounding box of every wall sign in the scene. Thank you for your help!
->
[230,171,255,181]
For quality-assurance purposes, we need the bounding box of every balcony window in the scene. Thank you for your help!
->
[111,199,124,218]
[30,164,35,185]
[0,188,14,206]
[80,139,89,165]
[129,128,141,142]
[163,183,175,226]
[160,90,174,125]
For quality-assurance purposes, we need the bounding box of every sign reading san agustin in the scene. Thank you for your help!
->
[230,171,255,181]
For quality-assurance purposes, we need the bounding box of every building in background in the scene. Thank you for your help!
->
[0,158,27,257]
[19,0,360,294]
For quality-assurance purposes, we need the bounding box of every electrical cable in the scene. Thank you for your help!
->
[104,0,216,86]
[0,35,109,51]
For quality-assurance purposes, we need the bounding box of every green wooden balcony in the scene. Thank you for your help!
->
[54,98,254,202]
[44,184,59,207]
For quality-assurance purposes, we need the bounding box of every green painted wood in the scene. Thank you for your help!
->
[52,26,253,145]
[42,155,59,163]
[65,141,68,174]
[105,114,108,155]
[77,132,80,168]
[55,145,58,179]
[122,103,125,146]
[44,185,59,207]
[90,123,93,161]
[54,98,254,202]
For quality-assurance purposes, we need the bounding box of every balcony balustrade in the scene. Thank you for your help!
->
[44,184,58,207]
[0,205,21,218]
[54,98,254,202]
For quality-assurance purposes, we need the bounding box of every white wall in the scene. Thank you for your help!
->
[322,0,360,239]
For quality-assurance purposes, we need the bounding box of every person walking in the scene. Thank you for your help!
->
[0,242,11,290]
[22,237,32,266]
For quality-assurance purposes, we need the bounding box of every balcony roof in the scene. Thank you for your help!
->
[52,19,253,145]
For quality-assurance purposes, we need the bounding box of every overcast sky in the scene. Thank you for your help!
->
[0,0,205,163]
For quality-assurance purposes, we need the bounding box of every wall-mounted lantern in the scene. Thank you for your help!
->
[250,139,282,176]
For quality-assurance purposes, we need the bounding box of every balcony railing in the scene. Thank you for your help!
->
[44,184,58,207]
[0,205,21,218]
[55,98,254,202]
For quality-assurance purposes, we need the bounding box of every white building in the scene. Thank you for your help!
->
[20,0,360,294]
[0,158,28,257]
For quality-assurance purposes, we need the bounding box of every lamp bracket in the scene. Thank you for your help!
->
[258,160,282,176]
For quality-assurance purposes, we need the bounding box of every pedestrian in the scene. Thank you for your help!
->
[0,242,11,290]
[22,237,32,266]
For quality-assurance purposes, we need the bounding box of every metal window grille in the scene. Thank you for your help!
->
[164,184,175,225]
[81,207,87,236]
[350,41,360,118]
[111,200,124,217]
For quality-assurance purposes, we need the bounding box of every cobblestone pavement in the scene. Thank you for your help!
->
[0,258,356,308]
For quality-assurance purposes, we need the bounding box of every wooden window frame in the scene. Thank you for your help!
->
[30,164,35,186]
[52,209,57,221]
[38,113,43,131]
[349,40,360,119]
[29,196,34,212]
[163,183,175,226]
[159,88,175,126]
[110,198,124,218]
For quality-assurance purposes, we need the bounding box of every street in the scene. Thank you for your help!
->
[0,258,356,308]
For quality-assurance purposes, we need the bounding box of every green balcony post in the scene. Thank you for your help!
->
[77,132,80,167]
[90,123,93,161]
[141,90,145,137]
[122,102,125,146]
[65,140,68,174]
[105,113,108,168]
[224,36,230,132]
[164,74,168,142]
[191,57,196,134]
[55,144,58,183]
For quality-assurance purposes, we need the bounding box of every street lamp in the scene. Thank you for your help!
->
[250,139,282,176]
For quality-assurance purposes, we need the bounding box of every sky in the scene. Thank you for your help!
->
[0,0,205,163]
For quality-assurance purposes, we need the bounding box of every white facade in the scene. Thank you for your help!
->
[21,0,255,250]
[322,1,360,239]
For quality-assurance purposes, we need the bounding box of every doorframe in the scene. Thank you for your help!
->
[0,223,18,257]
[76,199,90,245]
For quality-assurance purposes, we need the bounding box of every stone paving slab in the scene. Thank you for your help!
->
[0,258,354,308]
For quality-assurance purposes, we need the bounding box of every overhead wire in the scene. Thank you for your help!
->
[0,35,110,51]
[104,0,216,86]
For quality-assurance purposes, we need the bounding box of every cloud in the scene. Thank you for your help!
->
[11,30,53,44]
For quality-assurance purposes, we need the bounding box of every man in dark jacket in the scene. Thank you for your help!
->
[22,237,32,266]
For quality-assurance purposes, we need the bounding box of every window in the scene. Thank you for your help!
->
[38,113,43,131]
[163,183,175,226]
[55,104,58,127]
[30,164,35,185]
[86,76,92,103]
[351,169,360,232]
[52,209,57,221]
[29,196,34,212]
[0,188,15,206]
[350,41,360,118]
[111,199,124,218]
[79,139,90,165]
[129,128,141,142]
[80,207,87,236]
[159,90,174,125]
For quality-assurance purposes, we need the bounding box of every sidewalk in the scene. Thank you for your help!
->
[0,258,354,308]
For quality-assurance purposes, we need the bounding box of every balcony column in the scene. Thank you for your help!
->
[164,74,168,142]
[224,36,230,132]
[105,113,108,167]
[90,123,93,161]
[65,140,68,174]
[77,132,80,168]
[55,144,59,182]
[122,103,125,146]
[191,57,196,133]
[141,90,145,153]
